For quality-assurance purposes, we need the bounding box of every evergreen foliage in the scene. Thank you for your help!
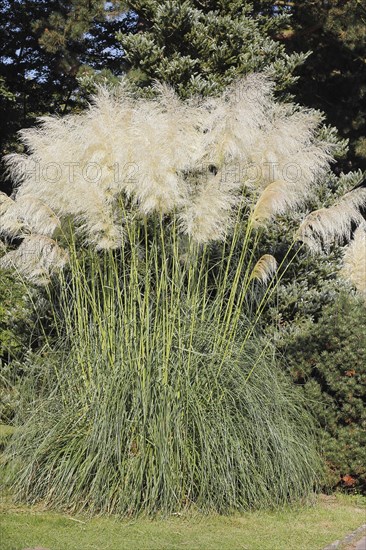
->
[0,267,34,423]
[278,292,366,493]
[119,1,309,96]
[0,269,31,362]
[262,168,366,331]
[257,0,366,171]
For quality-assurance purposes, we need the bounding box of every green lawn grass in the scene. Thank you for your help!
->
[1,494,365,550]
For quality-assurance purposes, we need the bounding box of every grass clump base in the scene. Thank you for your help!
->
[5,344,320,516]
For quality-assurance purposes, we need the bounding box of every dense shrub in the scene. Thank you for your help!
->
[0,268,34,422]
[0,269,31,360]
[277,292,366,493]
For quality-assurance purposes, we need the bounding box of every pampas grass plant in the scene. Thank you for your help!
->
[2,73,364,515]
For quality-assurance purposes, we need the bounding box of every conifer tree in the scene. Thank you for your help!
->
[0,0,134,193]
[118,0,309,97]
[255,0,366,170]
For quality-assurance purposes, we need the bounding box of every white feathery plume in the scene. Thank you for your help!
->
[248,104,334,204]
[75,86,134,197]
[68,185,125,250]
[0,192,25,238]
[297,187,366,252]
[0,235,68,285]
[0,191,13,209]
[1,195,60,238]
[200,83,336,229]
[13,90,131,214]
[13,97,128,247]
[2,73,341,254]
[3,153,39,190]
[179,171,239,243]
[125,88,204,214]
[0,191,13,212]
[202,74,272,166]
[9,84,205,237]
[250,254,278,284]
[250,180,305,226]
[341,225,366,297]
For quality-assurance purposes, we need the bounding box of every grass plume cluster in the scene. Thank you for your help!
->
[2,75,336,268]
[1,74,364,292]
[297,187,366,295]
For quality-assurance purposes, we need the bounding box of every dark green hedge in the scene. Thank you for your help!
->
[279,292,366,493]
[0,268,34,422]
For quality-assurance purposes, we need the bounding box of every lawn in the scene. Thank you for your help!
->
[1,494,365,550]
